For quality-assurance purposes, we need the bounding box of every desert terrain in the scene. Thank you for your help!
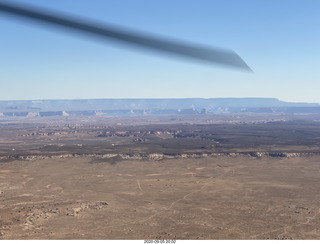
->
[1,114,320,239]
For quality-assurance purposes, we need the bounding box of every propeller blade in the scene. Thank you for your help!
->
[0,1,252,71]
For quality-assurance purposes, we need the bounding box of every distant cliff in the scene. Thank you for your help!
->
[0,98,319,117]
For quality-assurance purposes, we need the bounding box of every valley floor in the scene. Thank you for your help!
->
[1,155,320,239]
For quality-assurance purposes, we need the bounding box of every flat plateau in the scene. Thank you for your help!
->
[1,155,320,239]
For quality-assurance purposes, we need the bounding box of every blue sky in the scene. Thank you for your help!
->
[0,0,320,102]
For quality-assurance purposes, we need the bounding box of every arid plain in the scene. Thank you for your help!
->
[1,114,320,239]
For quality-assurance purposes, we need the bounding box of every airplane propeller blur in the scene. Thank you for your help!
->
[0,1,252,71]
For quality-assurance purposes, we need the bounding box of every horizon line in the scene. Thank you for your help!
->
[0,97,319,104]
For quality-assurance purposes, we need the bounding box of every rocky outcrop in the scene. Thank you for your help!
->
[0,151,316,163]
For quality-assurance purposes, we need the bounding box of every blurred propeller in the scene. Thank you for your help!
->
[0,1,252,71]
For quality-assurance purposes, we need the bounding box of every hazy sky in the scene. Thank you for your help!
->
[0,0,320,102]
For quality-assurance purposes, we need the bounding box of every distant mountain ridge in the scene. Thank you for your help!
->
[0,98,319,117]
